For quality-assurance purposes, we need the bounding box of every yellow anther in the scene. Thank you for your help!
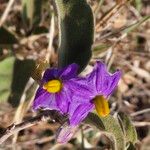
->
[43,80,62,93]
[94,95,110,117]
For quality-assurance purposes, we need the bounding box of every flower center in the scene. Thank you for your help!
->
[93,95,110,117]
[43,80,62,93]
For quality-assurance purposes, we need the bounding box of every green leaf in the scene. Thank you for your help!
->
[32,26,48,35]
[8,58,36,107]
[84,113,125,150]
[127,142,136,150]
[55,0,94,72]
[0,27,18,47]
[22,0,42,31]
[100,115,125,150]
[0,57,15,102]
[84,112,105,130]
[117,112,137,144]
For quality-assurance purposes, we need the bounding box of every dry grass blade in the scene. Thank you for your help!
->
[0,0,15,27]
[133,122,150,127]
[125,62,150,81]
[96,0,132,32]
[131,108,150,117]
[97,16,150,41]
[5,136,55,147]
[46,14,55,63]
[12,78,36,144]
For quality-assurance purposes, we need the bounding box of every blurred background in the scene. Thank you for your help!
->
[0,0,149,149]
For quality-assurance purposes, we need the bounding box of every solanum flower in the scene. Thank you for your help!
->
[33,61,121,143]
[56,61,121,143]
[87,61,121,117]
[33,63,94,125]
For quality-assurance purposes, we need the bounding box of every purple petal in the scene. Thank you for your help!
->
[88,61,121,97]
[68,101,81,118]
[69,102,94,126]
[42,68,59,83]
[55,85,72,114]
[66,78,95,103]
[102,70,121,97]
[59,63,79,80]
[95,61,107,93]
[56,123,79,143]
[32,87,59,111]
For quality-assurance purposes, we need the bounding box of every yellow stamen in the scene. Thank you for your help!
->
[43,80,62,93]
[93,95,110,117]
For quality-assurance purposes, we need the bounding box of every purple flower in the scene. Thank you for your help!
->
[33,61,121,143]
[56,61,121,143]
[87,61,121,117]
[33,63,94,126]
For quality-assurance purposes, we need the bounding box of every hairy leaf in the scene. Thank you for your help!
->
[84,112,105,130]
[0,57,15,102]
[84,113,125,150]
[8,59,36,107]
[117,112,137,144]
[55,0,94,72]
[100,115,125,150]
[0,27,18,47]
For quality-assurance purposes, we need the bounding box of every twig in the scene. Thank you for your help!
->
[133,121,150,127]
[0,110,63,144]
[0,0,15,27]
[131,108,150,117]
